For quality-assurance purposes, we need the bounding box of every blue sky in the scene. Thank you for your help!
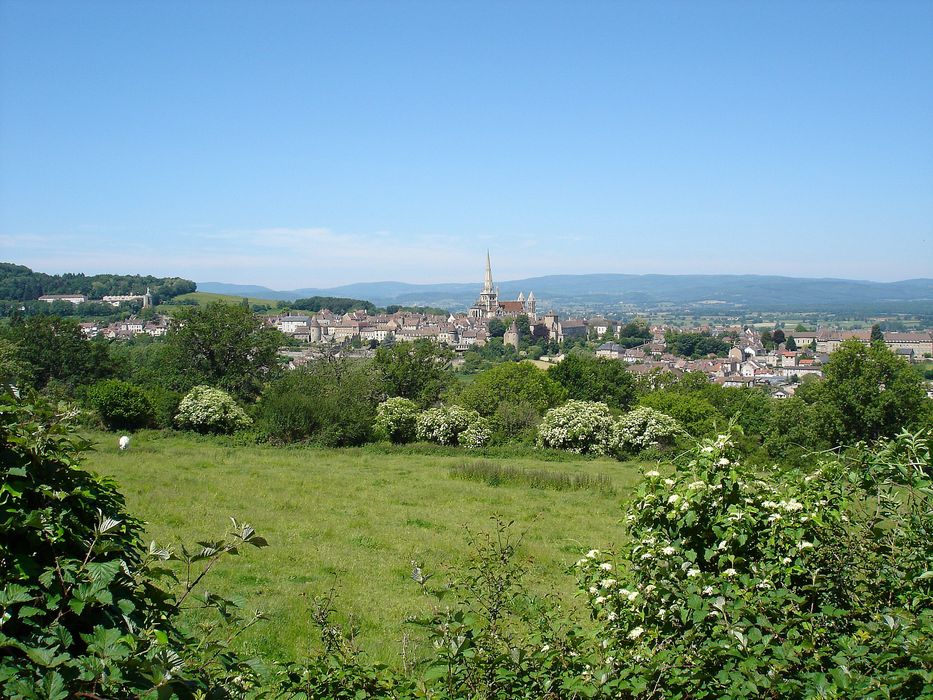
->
[1,0,931,288]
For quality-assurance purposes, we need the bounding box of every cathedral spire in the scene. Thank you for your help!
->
[483,250,494,294]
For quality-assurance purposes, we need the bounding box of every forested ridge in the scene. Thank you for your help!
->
[0,262,196,301]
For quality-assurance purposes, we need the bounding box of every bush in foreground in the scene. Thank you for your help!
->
[575,429,933,698]
[0,392,268,696]
[175,384,252,434]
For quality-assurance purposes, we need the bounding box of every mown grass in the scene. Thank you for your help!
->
[84,430,648,666]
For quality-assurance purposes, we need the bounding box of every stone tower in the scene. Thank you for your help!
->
[309,317,322,343]
[504,320,520,350]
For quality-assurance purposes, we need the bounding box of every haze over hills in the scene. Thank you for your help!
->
[198,274,933,313]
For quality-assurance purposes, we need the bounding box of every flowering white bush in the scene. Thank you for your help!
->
[374,397,419,444]
[571,431,933,697]
[416,405,484,446]
[611,406,682,454]
[459,417,492,449]
[175,385,252,434]
[537,400,615,455]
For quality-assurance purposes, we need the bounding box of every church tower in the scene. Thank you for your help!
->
[477,250,498,316]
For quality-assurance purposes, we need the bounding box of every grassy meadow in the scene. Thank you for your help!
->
[84,431,648,666]
[162,291,286,309]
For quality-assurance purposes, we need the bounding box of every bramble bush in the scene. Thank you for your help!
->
[374,397,419,444]
[86,379,154,430]
[174,384,251,434]
[537,399,616,455]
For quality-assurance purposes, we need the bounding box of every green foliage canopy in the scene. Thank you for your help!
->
[162,302,285,400]
[3,315,115,391]
[257,358,381,446]
[373,339,454,407]
[87,379,153,430]
[800,338,929,443]
[664,331,730,358]
[547,354,636,411]
[458,361,566,417]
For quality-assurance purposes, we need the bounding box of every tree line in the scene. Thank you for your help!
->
[0,262,196,302]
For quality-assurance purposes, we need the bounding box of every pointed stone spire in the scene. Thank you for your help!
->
[483,250,494,293]
[517,291,525,302]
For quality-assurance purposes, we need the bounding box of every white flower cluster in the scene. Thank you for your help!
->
[175,385,251,434]
[458,417,492,449]
[612,406,682,453]
[537,400,616,454]
[416,405,485,446]
[374,397,419,443]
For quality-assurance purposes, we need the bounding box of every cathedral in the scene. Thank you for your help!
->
[468,252,537,320]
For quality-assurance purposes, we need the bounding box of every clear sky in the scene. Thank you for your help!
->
[1,0,931,288]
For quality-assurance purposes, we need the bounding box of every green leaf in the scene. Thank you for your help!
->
[40,670,69,700]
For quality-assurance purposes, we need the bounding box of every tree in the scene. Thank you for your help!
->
[772,328,786,345]
[0,338,31,388]
[162,302,284,400]
[760,330,775,351]
[1,392,268,694]
[548,354,637,410]
[802,338,928,443]
[3,315,114,390]
[373,339,454,407]
[665,331,730,358]
[487,318,507,338]
[785,335,798,351]
[458,361,566,417]
[871,324,884,343]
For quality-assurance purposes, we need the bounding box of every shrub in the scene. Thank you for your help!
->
[86,379,153,430]
[416,405,484,446]
[374,397,419,443]
[175,385,252,434]
[459,416,492,449]
[611,406,682,455]
[144,385,182,429]
[575,429,933,698]
[537,399,615,455]
[256,359,380,446]
[640,390,720,438]
[491,400,541,445]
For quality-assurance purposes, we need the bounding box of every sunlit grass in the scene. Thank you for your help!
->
[85,430,647,666]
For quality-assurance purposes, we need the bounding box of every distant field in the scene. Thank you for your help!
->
[163,291,285,308]
[86,431,646,666]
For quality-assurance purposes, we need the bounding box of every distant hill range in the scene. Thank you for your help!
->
[199,274,933,313]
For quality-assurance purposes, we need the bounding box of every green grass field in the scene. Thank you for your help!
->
[84,431,646,666]
[163,291,285,309]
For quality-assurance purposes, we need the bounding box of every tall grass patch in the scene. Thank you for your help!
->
[450,459,617,494]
